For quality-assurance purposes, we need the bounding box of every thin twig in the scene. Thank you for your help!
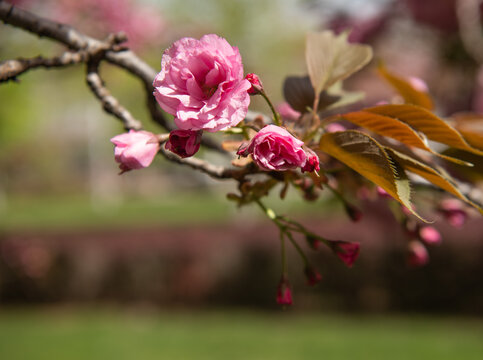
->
[0,51,88,82]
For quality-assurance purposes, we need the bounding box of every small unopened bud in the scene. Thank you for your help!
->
[306,234,321,250]
[165,129,202,158]
[376,186,391,199]
[329,240,360,267]
[408,76,429,93]
[419,226,442,245]
[439,199,467,228]
[344,203,363,222]
[276,276,293,306]
[304,267,322,286]
[325,123,346,133]
[245,73,263,95]
[301,148,320,173]
[407,241,429,267]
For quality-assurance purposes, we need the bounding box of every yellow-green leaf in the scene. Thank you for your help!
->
[306,31,372,98]
[378,64,433,110]
[386,148,483,214]
[319,130,425,220]
[333,109,472,166]
[363,104,483,156]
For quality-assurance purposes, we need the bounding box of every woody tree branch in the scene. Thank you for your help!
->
[0,0,224,152]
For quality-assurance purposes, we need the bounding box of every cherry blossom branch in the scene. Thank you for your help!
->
[0,51,88,83]
[86,58,143,131]
[0,1,225,152]
[158,146,259,180]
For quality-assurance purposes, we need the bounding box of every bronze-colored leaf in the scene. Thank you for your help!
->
[363,104,483,156]
[334,109,471,166]
[306,31,372,98]
[319,130,425,220]
[283,75,340,113]
[386,148,483,214]
[377,64,433,110]
[451,113,483,152]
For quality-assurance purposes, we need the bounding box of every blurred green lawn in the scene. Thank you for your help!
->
[0,191,334,230]
[0,309,482,360]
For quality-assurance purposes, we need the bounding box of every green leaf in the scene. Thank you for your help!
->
[319,130,426,221]
[306,31,372,99]
[377,64,433,110]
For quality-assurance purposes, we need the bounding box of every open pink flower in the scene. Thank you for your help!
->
[329,240,360,267]
[237,125,317,171]
[154,34,251,132]
[165,129,202,158]
[110,130,159,173]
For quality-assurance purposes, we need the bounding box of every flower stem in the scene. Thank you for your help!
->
[260,91,281,126]
[285,231,310,266]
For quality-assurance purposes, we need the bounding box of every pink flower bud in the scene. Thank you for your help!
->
[344,203,363,222]
[165,129,202,158]
[439,199,467,228]
[245,73,263,95]
[301,148,320,173]
[276,276,293,306]
[419,226,442,245]
[304,267,323,286]
[110,130,159,173]
[325,123,346,133]
[407,241,429,267]
[276,102,301,121]
[376,186,391,199]
[329,240,360,267]
[305,235,321,250]
[408,76,429,93]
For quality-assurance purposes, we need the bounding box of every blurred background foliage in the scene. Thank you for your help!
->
[1,0,483,359]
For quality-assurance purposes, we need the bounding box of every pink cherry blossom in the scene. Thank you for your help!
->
[407,241,429,267]
[419,226,442,245]
[154,34,251,132]
[276,102,301,121]
[237,125,315,171]
[165,129,202,158]
[329,240,360,267]
[110,130,159,173]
